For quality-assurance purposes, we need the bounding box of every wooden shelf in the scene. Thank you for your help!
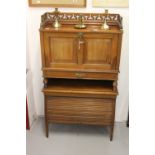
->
[43,79,117,98]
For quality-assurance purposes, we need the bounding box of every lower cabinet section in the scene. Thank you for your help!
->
[43,78,117,141]
[46,97,114,125]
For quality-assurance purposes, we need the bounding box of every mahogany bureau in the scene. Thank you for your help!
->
[40,10,123,141]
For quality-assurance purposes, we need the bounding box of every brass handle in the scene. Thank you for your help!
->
[78,40,84,50]
[75,73,85,78]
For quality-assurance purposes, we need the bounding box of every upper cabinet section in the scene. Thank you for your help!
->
[43,32,119,71]
[29,0,86,7]
[40,11,123,80]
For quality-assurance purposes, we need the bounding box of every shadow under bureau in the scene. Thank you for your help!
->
[40,10,123,141]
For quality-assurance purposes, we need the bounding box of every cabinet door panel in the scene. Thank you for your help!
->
[85,38,111,64]
[83,34,118,70]
[51,38,76,63]
[44,33,78,68]
[43,32,119,71]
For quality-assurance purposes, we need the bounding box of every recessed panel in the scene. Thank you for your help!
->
[50,38,76,63]
[85,39,112,64]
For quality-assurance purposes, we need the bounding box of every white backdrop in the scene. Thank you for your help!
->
[26,0,129,122]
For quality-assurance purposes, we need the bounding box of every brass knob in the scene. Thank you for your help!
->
[75,73,85,78]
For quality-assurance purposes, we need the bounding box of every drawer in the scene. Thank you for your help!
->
[43,70,118,80]
[46,96,115,125]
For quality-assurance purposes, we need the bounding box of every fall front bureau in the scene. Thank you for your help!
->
[40,10,123,141]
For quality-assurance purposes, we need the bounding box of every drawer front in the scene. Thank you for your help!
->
[46,96,114,125]
[43,70,118,80]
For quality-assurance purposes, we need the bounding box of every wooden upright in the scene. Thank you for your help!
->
[40,10,123,141]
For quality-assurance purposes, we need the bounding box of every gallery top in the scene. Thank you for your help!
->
[40,9,123,34]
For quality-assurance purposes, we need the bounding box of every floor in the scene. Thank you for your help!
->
[26,118,129,155]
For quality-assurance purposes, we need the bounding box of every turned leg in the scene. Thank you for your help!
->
[110,98,116,141]
[110,125,114,141]
[127,111,129,127]
[45,119,49,138]
[44,95,49,137]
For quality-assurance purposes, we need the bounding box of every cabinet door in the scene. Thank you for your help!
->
[82,34,119,71]
[43,33,78,69]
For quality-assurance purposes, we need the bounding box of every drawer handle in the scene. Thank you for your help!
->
[75,73,85,78]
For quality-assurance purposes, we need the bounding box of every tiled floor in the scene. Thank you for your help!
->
[26,118,129,155]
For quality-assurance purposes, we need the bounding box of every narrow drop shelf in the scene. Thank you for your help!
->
[43,79,117,98]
